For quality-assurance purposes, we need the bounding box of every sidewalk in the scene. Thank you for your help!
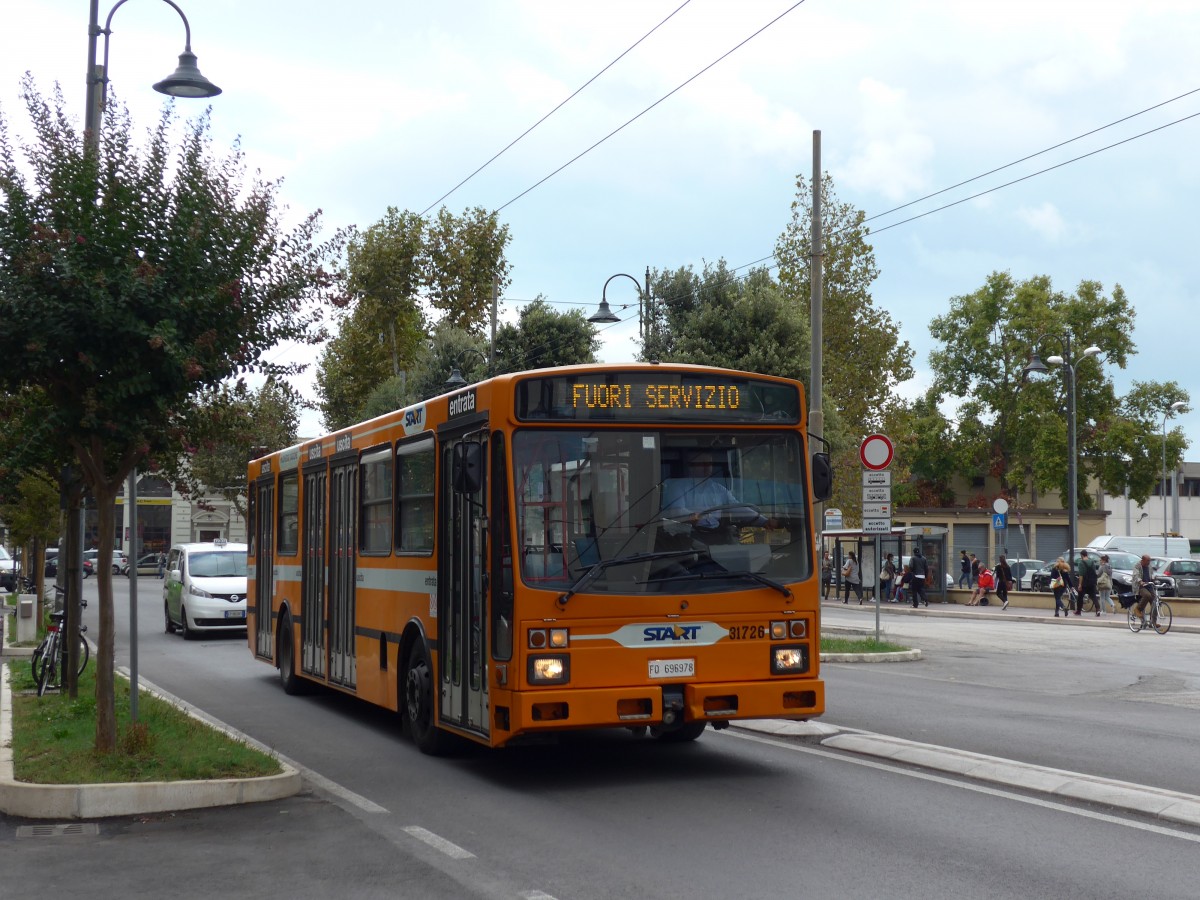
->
[1,615,299,819]
[820,594,1200,633]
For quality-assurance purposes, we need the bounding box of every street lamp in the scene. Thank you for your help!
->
[1161,400,1187,554]
[443,348,489,391]
[83,0,220,715]
[86,0,222,154]
[1022,334,1101,571]
[588,268,653,345]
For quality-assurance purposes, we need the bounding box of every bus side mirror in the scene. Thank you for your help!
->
[811,452,833,502]
[453,442,483,494]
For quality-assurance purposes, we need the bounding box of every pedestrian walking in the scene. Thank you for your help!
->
[1050,557,1074,617]
[842,552,863,604]
[157,550,166,579]
[994,555,1013,610]
[821,550,832,601]
[909,546,928,608]
[958,550,971,588]
[969,553,981,589]
[879,552,897,601]
[1097,554,1116,613]
[1076,548,1100,616]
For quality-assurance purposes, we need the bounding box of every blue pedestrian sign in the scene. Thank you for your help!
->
[992,513,1007,530]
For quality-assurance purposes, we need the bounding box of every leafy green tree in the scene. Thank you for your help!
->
[492,297,600,374]
[425,206,512,333]
[317,206,513,427]
[775,172,914,434]
[645,263,809,381]
[0,79,346,751]
[928,271,1187,509]
[187,379,301,518]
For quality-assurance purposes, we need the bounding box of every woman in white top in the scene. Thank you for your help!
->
[842,552,863,604]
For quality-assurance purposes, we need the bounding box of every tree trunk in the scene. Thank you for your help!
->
[91,477,118,752]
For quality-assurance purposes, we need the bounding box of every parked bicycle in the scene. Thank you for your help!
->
[1126,583,1171,635]
[31,589,89,696]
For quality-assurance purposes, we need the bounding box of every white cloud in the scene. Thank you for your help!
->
[1015,202,1067,242]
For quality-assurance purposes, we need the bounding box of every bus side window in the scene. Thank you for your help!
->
[278,472,300,555]
[397,437,435,554]
[491,432,513,661]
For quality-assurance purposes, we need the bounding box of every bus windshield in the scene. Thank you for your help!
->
[512,429,812,594]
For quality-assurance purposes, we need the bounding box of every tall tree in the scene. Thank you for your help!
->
[775,172,914,434]
[0,79,346,751]
[425,206,512,333]
[928,271,1187,509]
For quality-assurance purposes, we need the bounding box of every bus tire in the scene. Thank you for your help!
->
[404,641,445,756]
[654,722,707,743]
[278,613,309,695]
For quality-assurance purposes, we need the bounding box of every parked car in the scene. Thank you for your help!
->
[163,540,249,638]
[0,545,15,591]
[122,553,164,576]
[1030,562,1057,592]
[44,555,94,578]
[83,548,129,575]
[1005,558,1044,590]
[1153,558,1200,598]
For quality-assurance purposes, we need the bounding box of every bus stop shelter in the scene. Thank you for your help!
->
[822,526,949,602]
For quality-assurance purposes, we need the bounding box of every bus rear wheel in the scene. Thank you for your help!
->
[278,613,310,695]
[404,641,445,756]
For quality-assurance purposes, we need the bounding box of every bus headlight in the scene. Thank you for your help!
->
[528,655,570,684]
[771,645,808,675]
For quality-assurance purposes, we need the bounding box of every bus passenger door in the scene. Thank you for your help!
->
[328,460,357,688]
[439,430,489,738]
[301,465,327,678]
[254,479,275,659]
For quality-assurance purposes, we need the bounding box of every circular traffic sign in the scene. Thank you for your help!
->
[993,497,1009,515]
[859,433,894,470]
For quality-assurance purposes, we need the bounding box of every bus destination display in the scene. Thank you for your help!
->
[515,372,801,424]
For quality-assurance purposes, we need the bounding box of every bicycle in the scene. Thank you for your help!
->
[1126,585,1172,635]
[31,590,89,696]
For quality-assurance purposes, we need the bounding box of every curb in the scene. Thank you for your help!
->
[0,660,300,820]
[821,649,922,663]
[821,732,1200,828]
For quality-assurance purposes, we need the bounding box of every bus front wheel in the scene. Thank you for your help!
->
[404,642,446,756]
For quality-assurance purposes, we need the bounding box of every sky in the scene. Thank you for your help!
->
[2,0,1198,454]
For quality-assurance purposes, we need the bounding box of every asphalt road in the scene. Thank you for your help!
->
[4,578,1199,899]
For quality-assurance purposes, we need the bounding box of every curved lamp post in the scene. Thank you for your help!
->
[83,0,220,715]
[588,268,653,345]
[86,0,222,153]
[1022,334,1101,570]
[444,348,489,391]
[1161,400,1187,554]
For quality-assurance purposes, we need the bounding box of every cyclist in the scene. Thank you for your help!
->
[1132,553,1158,627]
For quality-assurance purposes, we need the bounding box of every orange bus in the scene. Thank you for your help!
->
[247,363,832,753]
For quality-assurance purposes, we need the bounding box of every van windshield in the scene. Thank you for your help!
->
[188,552,247,578]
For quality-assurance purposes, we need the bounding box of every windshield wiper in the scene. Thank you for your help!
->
[557,549,705,607]
[645,569,793,598]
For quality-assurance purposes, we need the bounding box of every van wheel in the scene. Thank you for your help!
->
[180,605,197,640]
[164,599,176,634]
[404,642,446,755]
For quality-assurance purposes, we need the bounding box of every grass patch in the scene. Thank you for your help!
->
[8,660,281,784]
[820,635,910,654]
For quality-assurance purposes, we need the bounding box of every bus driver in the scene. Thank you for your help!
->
[660,450,769,544]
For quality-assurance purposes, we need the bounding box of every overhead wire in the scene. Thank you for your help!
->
[420,0,696,216]
[494,0,810,213]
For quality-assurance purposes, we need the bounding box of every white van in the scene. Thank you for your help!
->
[1088,534,1192,560]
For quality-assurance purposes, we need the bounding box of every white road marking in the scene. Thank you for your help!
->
[403,825,477,859]
[723,729,1200,843]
